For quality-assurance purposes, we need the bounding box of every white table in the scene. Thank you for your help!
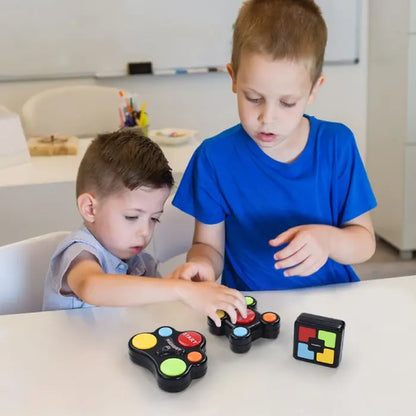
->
[0,138,199,245]
[1,275,415,415]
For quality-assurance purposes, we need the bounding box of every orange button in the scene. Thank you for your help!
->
[262,312,277,323]
[187,351,203,363]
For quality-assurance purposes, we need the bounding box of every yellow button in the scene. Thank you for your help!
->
[216,310,226,319]
[131,333,157,350]
[317,348,334,365]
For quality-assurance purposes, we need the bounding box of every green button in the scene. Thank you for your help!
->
[318,330,336,348]
[160,358,187,377]
[245,296,254,306]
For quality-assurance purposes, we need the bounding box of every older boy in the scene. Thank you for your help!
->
[42,129,246,326]
[170,0,377,290]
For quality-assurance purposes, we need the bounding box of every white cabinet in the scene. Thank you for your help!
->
[411,0,416,32]
[367,0,416,258]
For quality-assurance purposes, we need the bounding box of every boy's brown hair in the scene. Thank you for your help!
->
[231,0,327,84]
[76,128,174,198]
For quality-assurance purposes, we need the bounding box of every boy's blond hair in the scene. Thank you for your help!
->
[231,0,327,84]
[76,128,174,199]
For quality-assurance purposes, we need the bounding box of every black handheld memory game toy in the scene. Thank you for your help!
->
[293,313,345,368]
[207,296,280,353]
[128,326,207,392]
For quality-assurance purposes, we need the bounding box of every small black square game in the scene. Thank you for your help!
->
[293,313,345,368]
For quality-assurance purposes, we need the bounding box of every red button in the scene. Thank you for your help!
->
[298,326,316,343]
[178,331,202,347]
[236,309,256,324]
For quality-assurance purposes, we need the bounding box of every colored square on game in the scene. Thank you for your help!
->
[298,326,316,343]
[297,342,315,360]
[293,313,345,368]
[317,348,335,365]
[318,329,336,349]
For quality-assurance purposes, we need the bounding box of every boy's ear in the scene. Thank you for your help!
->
[308,74,325,104]
[77,193,97,223]
[226,63,237,93]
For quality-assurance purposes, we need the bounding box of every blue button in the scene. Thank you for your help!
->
[158,327,173,337]
[233,327,248,337]
[297,342,315,360]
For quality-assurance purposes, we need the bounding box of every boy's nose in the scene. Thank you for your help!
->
[258,104,276,123]
[136,222,151,239]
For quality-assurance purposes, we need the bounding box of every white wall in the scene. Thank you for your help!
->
[0,1,368,158]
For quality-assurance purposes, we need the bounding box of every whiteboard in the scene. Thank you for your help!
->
[0,0,361,81]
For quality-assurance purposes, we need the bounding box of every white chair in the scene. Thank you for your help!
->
[0,231,70,315]
[21,85,125,137]
[149,198,195,276]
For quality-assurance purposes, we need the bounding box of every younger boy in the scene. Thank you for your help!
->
[42,129,246,326]
[170,0,377,290]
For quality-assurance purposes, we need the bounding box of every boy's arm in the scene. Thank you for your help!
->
[66,250,245,326]
[269,212,376,277]
[167,220,225,282]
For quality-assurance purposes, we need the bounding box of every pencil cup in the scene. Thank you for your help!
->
[137,112,149,136]
[138,120,149,136]
[136,124,149,137]
[120,116,149,136]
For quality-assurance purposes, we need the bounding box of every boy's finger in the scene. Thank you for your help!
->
[235,298,247,318]
[269,227,297,246]
[283,255,315,277]
[223,304,238,324]
[274,237,306,261]
[210,313,221,327]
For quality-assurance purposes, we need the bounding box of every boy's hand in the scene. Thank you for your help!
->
[175,280,247,327]
[165,262,216,282]
[269,224,330,277]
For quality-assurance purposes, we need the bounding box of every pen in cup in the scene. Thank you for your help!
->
[119,90,133,114]
[138,102,146,127]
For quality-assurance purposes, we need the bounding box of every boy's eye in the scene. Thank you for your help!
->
[151,217,161,223]
[281,101,296,108]
[125,216,138,221]
[245,94,262,104]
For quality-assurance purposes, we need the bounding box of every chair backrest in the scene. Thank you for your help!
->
[0,231,70,315]
[21,85,124,137]
[148,198,194,274]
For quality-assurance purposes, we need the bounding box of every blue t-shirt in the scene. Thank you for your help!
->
[173,116,377,290]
